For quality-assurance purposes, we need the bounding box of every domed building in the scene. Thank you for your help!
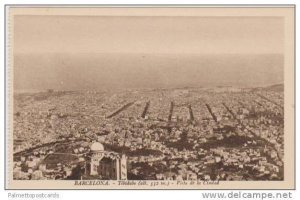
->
[90,142,104,152]
[87,142,127,180]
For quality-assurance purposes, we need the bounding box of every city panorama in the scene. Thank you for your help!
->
[13,85,283,181]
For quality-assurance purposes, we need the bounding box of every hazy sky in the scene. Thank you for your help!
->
[13,15,284,90]
[14,16,284,55]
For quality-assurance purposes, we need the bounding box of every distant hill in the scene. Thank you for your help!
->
[252,83,284,92]
[265,83,284,91]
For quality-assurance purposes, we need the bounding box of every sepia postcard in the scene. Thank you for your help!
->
[5,5,295,189]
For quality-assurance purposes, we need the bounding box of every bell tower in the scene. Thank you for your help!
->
[120,154,127,180]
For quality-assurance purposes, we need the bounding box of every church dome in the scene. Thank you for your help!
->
[90,142,104,152]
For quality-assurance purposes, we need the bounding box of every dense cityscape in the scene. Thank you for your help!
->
[13,84,284,181]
